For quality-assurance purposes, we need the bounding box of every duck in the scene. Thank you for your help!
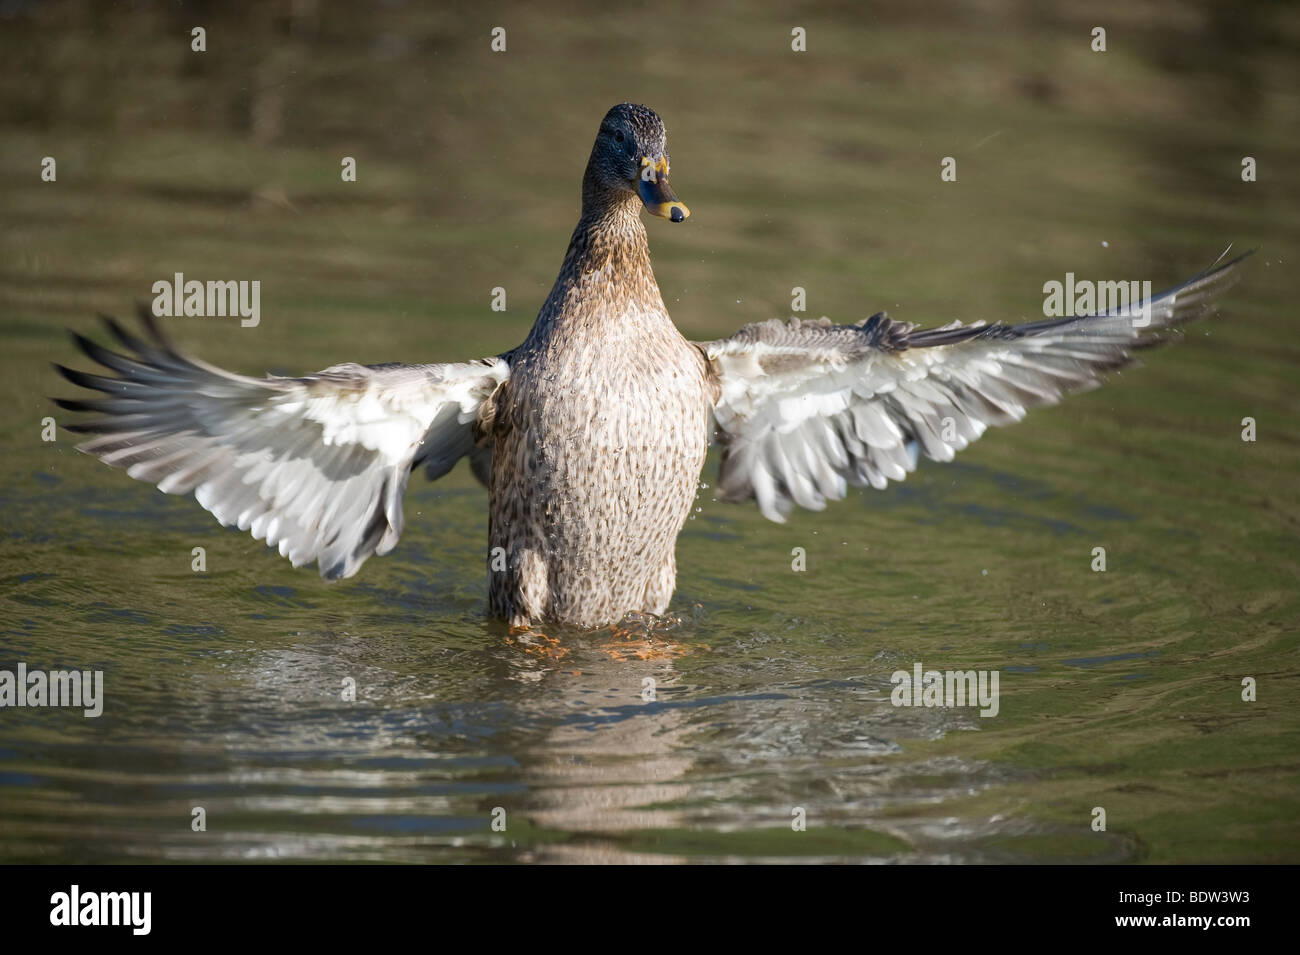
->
[54,102,1250,630]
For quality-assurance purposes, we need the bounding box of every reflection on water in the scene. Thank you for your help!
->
[2,0,1298,863]
[0,501,1158,863]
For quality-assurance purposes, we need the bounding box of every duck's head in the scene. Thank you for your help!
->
[586,103,689,222]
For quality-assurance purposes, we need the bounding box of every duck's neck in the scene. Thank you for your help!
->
[573,184,649,273]
[528,179,670,343]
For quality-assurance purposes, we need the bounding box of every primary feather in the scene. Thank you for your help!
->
[699,250,1251,521]
[55,305,508,579]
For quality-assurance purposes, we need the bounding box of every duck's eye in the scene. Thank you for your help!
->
[615,130,624,143]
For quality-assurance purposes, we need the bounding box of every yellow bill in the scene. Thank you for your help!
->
[638,156,689,222]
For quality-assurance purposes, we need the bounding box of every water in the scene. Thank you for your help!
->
[1,1,1297,863]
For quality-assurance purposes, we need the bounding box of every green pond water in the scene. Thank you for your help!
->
[0,2,1297,863]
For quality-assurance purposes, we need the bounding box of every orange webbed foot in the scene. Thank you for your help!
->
[505,624,570,661]
[597,611,689,661]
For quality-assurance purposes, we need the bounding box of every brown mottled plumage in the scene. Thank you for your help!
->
[54,104,1250,630]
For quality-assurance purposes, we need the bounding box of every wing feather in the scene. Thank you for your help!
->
[698,251,1251,521]
[54,306,509,578]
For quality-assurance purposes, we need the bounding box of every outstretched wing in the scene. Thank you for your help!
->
[697,251,1251,521]
[54,307,509,578]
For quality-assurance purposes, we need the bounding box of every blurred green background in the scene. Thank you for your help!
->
[0,0,1296,863]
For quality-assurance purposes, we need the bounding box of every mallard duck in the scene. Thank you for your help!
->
[55,103,1249,630]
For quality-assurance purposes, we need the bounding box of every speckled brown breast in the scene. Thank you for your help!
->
[487,302,710,629]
